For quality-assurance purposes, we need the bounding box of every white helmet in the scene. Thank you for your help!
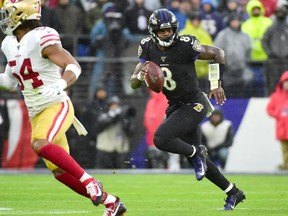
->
[0,0,41,35]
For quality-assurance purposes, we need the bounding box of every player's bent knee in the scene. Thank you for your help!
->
[52,168,66,177]
[153,134,166,151]
[32,139,50,154]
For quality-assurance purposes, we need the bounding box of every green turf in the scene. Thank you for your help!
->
[0,173,288,215]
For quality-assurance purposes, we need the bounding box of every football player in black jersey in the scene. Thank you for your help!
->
[130,8,245,211]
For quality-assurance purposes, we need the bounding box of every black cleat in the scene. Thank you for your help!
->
[192,145,208,181]
[224,189,246,210]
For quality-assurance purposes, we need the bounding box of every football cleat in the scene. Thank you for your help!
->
[192,145,208,181]
[85,179,104,206]
[224,189,246,210]
[103,197,127,216]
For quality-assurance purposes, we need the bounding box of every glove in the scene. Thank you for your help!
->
[39,79,67,97]
[137,70,146,81]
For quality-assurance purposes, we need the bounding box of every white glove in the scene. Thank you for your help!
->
[40,79,67,97]
[137,71,146,81]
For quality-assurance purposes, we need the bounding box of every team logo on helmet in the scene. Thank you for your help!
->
[150,17,157,25]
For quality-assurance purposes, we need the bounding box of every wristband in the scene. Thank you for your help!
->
[210,80,218,90]
[209,63,220,90]
[65,64,81,79]
[219,64,224,81]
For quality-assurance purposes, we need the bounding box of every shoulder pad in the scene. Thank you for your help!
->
[179,35,202,52]
[35,27,61,49]
[140,36,152,46]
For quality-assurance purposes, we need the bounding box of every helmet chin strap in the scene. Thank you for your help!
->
[158,39,173,47]
[154,33,177,47]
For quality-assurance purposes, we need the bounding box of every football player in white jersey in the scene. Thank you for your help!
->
[0,0,126,215]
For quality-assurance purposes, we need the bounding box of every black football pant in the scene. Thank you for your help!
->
[154,92,232,191]
[154,92,208,156]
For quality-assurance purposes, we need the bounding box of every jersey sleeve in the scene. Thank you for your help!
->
[137,36,151,63]
[191,36,202,55]
[1,36,16,57]
[38,27,62,53]
[180,35,202,60]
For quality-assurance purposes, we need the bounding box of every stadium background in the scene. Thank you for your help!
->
[1,95,282,173]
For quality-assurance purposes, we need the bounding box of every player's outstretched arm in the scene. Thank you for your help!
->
[130,62,147,89]
[198,45,225,64]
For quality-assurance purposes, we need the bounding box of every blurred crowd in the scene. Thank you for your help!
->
[0,0,288,100]
[1,0,288,169]
[43,0,288,98]
[1,0,288,99]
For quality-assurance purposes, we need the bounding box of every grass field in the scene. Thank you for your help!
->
[0,171,288,216]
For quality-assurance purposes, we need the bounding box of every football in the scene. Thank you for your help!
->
[143,61,164,93]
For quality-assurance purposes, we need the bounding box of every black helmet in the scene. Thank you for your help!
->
[148,8,179,47]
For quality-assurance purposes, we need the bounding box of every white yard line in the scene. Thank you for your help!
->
[0,209,90,215]
[0,208,12,210]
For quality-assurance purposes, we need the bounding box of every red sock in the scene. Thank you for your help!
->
[55,172,90,198]
[38,144,84,179]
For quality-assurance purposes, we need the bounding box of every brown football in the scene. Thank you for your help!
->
[144,61,164,93]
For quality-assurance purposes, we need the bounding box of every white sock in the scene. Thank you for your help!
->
[188,146,196,157]
[224,183,234,193]
[103,193,117,205]
[79,172,93,183]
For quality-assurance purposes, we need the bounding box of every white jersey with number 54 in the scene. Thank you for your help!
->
[0,26,69,118]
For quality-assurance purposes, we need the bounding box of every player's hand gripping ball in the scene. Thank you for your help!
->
[143,61,164,93]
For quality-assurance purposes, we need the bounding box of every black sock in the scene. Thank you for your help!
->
[226,185,239,196]
[205,159,232,191]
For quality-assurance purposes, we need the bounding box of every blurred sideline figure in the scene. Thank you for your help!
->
[179,11,213,93]
[267,71,288,170]
[0,0,126,215]
[0,93,9,167]
[143,90,169,169]
[95,96,136,169]
[241,0,272,96]
[89,2,129,99]
[213,12,253,98]
[85,85,109,159]
[201,107,234,170]
[262,4,288,60]
[124,0,152,43]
